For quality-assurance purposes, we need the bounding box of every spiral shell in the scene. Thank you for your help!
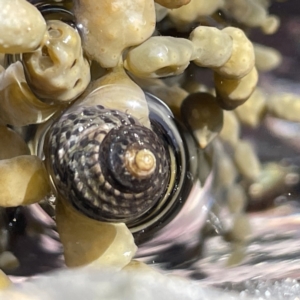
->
[47,104,170,223]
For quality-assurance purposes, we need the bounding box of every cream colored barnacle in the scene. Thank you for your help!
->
[0,126,30,160]
[0,0,47,54]
[0,62,59,127]
[235,87,267,127]
[267,93,300,122]
[181,92,223,149]
[124,36,195,78]
[56,198,137,268]
[23,20,91,103]
[224,0,268,28]
[168,0,224,30]
[0,155,51,207]
[254,43,282,72]
[213,27,255,80]
[214,66,259,109]
[133,77,189,119]
[223,0,280,34]
[73,0,156,68]
[80,67,152,128]
[0,126,51,208]
[189,26,233,68]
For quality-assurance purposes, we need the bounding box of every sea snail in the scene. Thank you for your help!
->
[44,69,182,229]
[46,102,170,224]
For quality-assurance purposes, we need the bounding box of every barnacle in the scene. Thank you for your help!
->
[0,62,60,126]
[73,0,156,68]
[0,0,298,289]
[167,0,225,30]
[190,26,233,68]
[214,66,259,109]
[124,36,195,78]
[0,0,47,53]
[23,20,91,103]
[213,27,255,79]
[181,92,223,149]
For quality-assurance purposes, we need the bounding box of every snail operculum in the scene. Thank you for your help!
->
[46,104,171,223]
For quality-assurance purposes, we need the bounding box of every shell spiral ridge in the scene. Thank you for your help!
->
[47,105,170,223]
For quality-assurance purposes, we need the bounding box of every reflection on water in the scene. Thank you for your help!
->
[195,203,300,284]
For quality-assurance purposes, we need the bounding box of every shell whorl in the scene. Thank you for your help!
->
[48,105,170,223]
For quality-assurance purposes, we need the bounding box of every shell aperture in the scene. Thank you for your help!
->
[47,105,170,223]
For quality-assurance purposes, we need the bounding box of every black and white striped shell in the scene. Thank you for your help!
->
[46,105,170,223]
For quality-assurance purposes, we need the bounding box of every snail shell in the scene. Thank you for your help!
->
[45,76,171,224]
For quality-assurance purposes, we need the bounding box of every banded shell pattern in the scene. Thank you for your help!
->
[47,104,170,223]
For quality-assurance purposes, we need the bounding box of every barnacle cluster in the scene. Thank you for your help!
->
[0,0,298,286]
